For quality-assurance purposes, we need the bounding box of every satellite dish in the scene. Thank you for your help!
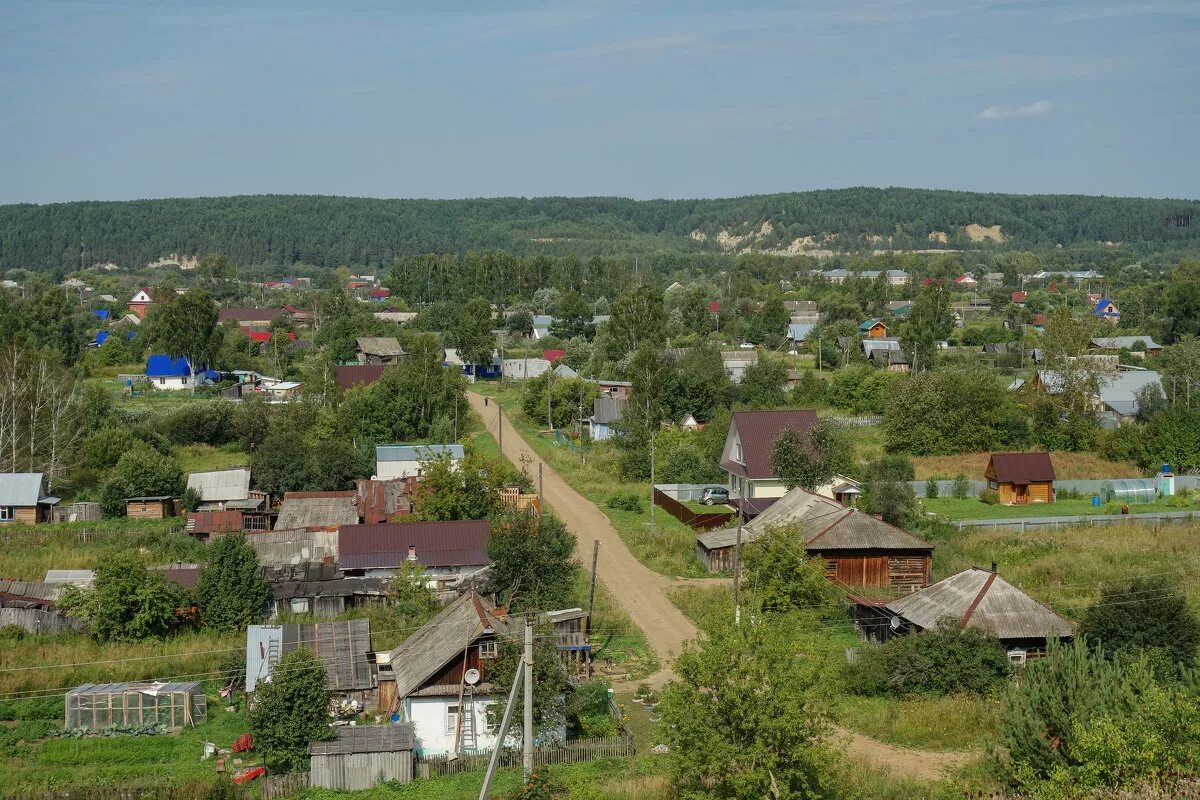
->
[889,616,901,630]
[464,668,481,686]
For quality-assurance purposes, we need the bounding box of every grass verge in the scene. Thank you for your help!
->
[174,443,250,473]
[0,519,200,581]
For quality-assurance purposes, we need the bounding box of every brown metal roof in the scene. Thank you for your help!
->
[218,307,285,323]
[187,511,244,534]
[886,567,1074,642]
[335,364,389,390]
[338,520,490,570]
[987,452,1055,485]
[720,410,818,479]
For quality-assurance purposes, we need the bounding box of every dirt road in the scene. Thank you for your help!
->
[468,392,977,779]
[468,392,697,685]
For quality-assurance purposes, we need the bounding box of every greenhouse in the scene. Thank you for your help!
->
[1101,479,1158,505]
[65,681,207,731]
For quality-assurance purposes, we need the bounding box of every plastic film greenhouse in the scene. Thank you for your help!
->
[65,682,207,730]
[1101,479,1158,504]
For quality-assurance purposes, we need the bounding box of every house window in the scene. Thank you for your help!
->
[734,443,743,463]
[159,378,166,385]
[445,704,460,735]
[988,480,999,490]
[478,640,498,659]
[289,598,310,614]
[0,507,13,521]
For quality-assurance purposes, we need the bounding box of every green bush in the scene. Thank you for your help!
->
[924,478,939,499]
[566,680,619,738]
[952,473,970,499]
[1080,576,1200,666]
[979,489,1000,505]
[0,695,65,721]
[845,624,1010,697]
[606,492,644,513]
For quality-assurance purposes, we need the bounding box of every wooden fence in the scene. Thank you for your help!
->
[652,488,734,531]
[4,774,310,800]
[259,772,309,799]
[0,607,86,635]
[417,735,636,779]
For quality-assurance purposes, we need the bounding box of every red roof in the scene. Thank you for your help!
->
[338,520,490,569]
[708,301,720,313]
[369,288,390,298]
[721,409,819,480]
[543,349,565,363]
[1011,291,1027,303]
[188,511,243,535]
[986,452,1055,485]
[247,330,297,343]
[335,364,390,390]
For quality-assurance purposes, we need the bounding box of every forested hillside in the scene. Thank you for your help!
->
[1,188,1197,271]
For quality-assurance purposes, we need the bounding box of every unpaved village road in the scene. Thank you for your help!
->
[467,392,977,781]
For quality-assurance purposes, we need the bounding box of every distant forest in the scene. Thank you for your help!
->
[1,188,1197,271]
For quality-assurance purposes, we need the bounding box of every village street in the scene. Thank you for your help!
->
[466,392,975,781]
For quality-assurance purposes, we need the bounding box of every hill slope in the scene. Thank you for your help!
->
[1,188,1197,270]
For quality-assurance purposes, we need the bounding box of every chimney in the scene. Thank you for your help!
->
[991,561,998,574]
[407,545,417,562]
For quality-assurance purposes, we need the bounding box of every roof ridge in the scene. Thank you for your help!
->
[804,508,854,547]
[959,571,998,629]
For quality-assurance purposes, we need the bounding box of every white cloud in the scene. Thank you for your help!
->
[976,100,1052,120]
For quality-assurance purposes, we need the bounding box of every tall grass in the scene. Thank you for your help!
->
[0,519,201,580]
[832,694,1000,752]
[911,450,1139,481]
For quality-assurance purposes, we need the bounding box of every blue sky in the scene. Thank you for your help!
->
[1,1,1197,203]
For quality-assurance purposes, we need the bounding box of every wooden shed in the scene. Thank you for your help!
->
[985,452,1055,505]
[125,496,177,519]
[309,724,415,790]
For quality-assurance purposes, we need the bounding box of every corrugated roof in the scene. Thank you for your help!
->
[787,323,813,342]
[188,510,245,534]
[0,473,46,506]
[356,337,405,357]
[805,509,933,552]
[68,681,202,697]
[309,724,415,755]
[886,567,1074,641]
[336,364,390,390]
[385,592,508,699]
[1091,336,1161,351]
[218,307,284,323]
[720,410,818,480]
[275,493,359,531]
[186,468,251,502]
[987,452,1055,485]
[376,444,464,463]
[0,580,59,604]
[339,520,490,570]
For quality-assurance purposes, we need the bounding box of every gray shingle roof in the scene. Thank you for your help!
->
[886,567,1074,641]
[355,337,406,358]
[385,592,508,699]
[275,494,360,530]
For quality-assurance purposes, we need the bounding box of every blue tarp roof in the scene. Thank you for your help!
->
[95,331,109,345]
[1092,298,1118,315]
[92,309,110,320]
[146,355,191,377]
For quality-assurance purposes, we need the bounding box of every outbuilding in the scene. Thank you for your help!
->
[984,452,1055,505]
[309,725,416,790]
[65,681,207,731]
[125,496,177,519]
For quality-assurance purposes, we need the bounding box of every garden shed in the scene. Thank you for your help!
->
[309,724,416,790]
[1101,479,1157,505]
[66,682,207,730]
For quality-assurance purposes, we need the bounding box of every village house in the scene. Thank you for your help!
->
[953,274,978,289]
[1091,298,1120,323]
[851,566,1074,661]
[186,467,266,511]
[274,491,360,531]
[338,519,491,591]
[985,452,1055,505]
[720,409,818,502]
[217,307,292,330]
[247,528,339,566]
[582,395,627,442]
[1090,335,1162,357]
[787,323,813,348]
[246,618,374,701]
[144,355,218,390]
[501,358,550,379]
[720,350,758,383]
[0,473,60,524]
[128,288,153,319]
[858,319,888,339]
[1030,368,1166,426]
[261,562,386,619]
[376,592,510,756]
[356,337,407,365]
[695,488,933,589]
[375,444,464,481]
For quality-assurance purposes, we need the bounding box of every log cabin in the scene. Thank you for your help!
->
[985,452,1055,505]
[0,473,60,524]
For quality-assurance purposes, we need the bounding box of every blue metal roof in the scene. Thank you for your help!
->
[145,355,191,377]
[788,323,813,342]
[1092,298,1118,316]
[376,444,465,463]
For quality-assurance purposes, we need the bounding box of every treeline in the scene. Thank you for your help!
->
[2,188,1198,271]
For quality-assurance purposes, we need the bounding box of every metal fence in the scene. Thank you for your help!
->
[417,735,636,779]
[952,510,1200,531]
[909,476,1199,497]
[826,414,884,427]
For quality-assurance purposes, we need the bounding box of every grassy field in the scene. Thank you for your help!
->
[911,450,1140,480]
[831,694,1000,752]
[928,521,1200,618]
[920,495,1197,520]
[174,443,250,473]
[0,519,199,580]
[479,388,708,577]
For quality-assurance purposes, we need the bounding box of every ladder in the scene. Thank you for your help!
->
[459,691,478,753]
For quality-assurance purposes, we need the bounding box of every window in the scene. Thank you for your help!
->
[289,598,310,614]
[734,443,743,463]
[445,704,460,735]
[988,480,999,490]
[159,378,165,386]
[0,507,13,521]
[478,640,498,659]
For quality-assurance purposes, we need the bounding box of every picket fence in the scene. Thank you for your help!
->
[417,735,636,779]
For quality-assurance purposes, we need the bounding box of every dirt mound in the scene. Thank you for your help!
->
[964,224,1004,243]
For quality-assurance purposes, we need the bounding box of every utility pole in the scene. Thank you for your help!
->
[538,462,544,500]
[648,418,656,533]
[477,660,523,800]
[732,502,743,626]
[547,366,553,431]
[523,613,534,782]
[585,539,600,679]
[498,403,503,452]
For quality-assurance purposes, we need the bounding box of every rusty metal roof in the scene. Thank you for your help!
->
[338,520,490,570]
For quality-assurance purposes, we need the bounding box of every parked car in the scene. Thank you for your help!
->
[701,486,730,505]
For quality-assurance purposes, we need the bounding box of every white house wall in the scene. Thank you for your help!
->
[407,695,500,756]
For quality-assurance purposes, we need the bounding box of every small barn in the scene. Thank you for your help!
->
[985,452,1055,505]
[0,473,60,524]
[858,318,888,339]
[274,492,360,531]
[66,682,207,731]
[309,724,416,790]
[125,496,177,519]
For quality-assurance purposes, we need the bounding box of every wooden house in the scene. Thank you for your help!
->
[262,562,386,619]
[985,452,1055,505]
[274,492,359,531]
[338,519,490,591]
[851,566,1074,660]
[309,725,416,790]
[355,337,407,365]
[376,592,509,756]
[125,496,177,519]
[858,318,888,339]
[0,473,60,524]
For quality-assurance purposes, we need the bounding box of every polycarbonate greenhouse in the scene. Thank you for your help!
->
[65,682,207,730]
[1101,479,1158,505]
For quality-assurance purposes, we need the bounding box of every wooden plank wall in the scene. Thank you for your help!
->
[310,752,413,790]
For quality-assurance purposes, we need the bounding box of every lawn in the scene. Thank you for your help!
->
[920,495,1197,521]
[175,443,250,473]
[928,520,1200,618]
[911,450,1140,481]
[481,389,708,578]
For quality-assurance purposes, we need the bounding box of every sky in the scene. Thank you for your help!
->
[1,0,1197,204]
